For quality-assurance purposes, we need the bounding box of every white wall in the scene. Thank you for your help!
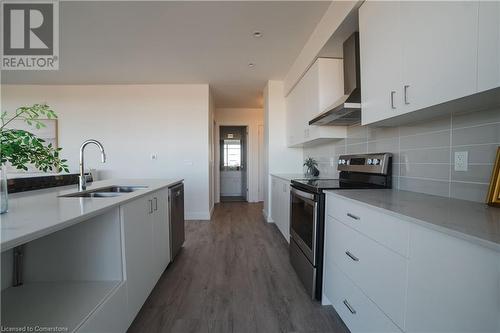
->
[2,84,212,220]
[263,81,303,221]
[283,1,360,95]
[208,89,215,216]
[214,108,264,203]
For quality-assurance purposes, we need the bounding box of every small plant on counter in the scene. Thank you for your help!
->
[1,104,69,172]
[304,157,320,177]
[0,104,69,213]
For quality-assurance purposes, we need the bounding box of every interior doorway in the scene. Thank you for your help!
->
[219,126,248,202]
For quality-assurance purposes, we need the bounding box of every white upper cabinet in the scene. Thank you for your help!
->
[360,1,498,126]
[400,1,479,114]
[359,1,403,125]
[478,0,500,92]
[286,58,346,147]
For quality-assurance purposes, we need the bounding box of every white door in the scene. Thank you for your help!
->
[359,1,403,125]
[400,1,479,113]
[477,0,500,92]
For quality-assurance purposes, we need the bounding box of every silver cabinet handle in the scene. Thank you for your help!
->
[343,299,357,314]
[345,251,359,262]
[346,213,360,220]
[391,91,396,109]
[404,85,410,105]
[154,197,158,211]
[148,199,153,214]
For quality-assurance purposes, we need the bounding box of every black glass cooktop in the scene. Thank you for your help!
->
[291,178,385,193]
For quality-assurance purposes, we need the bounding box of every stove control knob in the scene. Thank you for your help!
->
[367,159,373,165]
[338,159,342,165]
[373,158,380,165]
[341,159,346,165]
[346,159,350,165]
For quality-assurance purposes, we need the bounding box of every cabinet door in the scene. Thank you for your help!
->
[406,224,500,333]
[271,177,280,223]
[401,1,478,113]
[286,81,306,147]
[152,189,170,280]
[359,0,403,125]
[280,181,290,242]
[122,196,154,323]
[478,0,500,92]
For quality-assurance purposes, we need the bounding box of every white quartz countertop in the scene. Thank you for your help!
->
[1,178,183,251]
[325,189,500,252]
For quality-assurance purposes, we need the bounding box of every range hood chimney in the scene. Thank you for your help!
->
[309,32,361,126]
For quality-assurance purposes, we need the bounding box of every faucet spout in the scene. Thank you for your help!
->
[79,139,106,191]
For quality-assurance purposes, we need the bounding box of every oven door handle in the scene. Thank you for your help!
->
[291,187,316,201]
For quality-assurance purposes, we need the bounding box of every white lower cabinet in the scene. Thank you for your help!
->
[121,189,171,328]
[324,193,500,333]
[152,189,170,281]
[405,224,500,333]
[329,217,407,328]
[270,176,290,242]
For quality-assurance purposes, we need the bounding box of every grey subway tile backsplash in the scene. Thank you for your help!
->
[451,144,499,164]
[400,130,451,150]
[399,147,451,164]
[399,177,450,197]
[452,122,500,146]
[452,107,500,128]
[303,107,500,203]
[400,163,450,181]
[450,181,490,202]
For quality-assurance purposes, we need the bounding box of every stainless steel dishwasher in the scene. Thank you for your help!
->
[169,182,185,261]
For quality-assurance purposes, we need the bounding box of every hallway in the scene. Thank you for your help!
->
[128,202,348,333]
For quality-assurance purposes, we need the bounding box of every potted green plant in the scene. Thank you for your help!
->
[0,104,69,213]
[304,157,319,177]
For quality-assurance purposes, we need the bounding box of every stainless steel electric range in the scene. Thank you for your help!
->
[289,153,392,300]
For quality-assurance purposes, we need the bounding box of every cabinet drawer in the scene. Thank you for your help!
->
[325,262,402,333]
[326,194,409,257]
[328,217,407,329]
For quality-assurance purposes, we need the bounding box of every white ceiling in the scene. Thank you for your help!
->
[2,1,331,108]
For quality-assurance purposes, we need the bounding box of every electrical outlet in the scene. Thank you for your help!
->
[454,151,468,171]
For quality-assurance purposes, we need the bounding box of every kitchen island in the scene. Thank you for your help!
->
[1,178,183,333]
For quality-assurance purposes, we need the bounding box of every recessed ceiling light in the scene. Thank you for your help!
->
[248,63,255,68]
[252,31,263,38]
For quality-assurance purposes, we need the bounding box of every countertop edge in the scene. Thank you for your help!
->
[1,179,184,252]
[325,190,500,253]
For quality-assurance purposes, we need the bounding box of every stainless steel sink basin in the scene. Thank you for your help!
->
[66,192,125,198]
[60,185,148,198]
[97,185,148,193]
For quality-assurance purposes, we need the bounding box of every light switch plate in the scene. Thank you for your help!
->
[151,153,158,160]
[454,151,468,171]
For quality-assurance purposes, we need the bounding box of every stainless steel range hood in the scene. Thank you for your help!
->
[309,32,361,126]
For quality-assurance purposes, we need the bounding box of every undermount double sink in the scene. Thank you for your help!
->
[60,185,148,198]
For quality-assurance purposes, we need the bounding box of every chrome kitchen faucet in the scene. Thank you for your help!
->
[79,139,106,191]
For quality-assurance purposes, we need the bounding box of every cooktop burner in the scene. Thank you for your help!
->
[291,178,385,193]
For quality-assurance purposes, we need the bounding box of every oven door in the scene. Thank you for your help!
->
[290,186,318,265]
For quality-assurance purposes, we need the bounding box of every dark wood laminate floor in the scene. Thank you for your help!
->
[128,202,349,333]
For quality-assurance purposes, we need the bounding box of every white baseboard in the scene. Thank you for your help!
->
[321,293,332,306]
[262,209,274,223]
[186,211,211,220]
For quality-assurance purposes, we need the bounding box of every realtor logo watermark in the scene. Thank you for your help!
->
[1,0,59,70]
